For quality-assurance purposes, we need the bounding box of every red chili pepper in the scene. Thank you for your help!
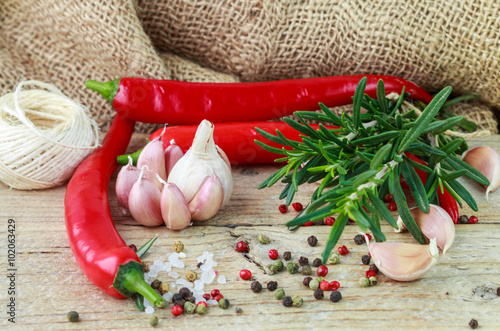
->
[86,75,433,125]
[64,116,165,307]
[401,152,459,223]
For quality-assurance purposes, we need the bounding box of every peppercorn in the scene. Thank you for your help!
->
[319,280,330,291]
[211,289,220,298]
[279,204,288,213]
[185,270,197,282]
[274,259,284,272]
[354,234,365,245]
[197,262,204,268]
[258,234,270,244]
[316,265,329,277]
[301,265,312,275]
[458,215,469,224]
[173,241,184,253]
[361,255,371,265]
[196,303,207,315]
[268,249,279,260]
[307,235,318,247]
[292,295,304,307]
[267,264,279,275]
[219,298,230,309]
[213,294,224,302]
[286,262,299,274]
[298,256,309,266]
[173,298,185,307]
[469,215,478,224]
[267,281,278,291]
[359,277,370,287]
[67,311,79,322]
[365,269,377,278]
[179,287,192,299]
[149,315,158,326]
[330,291,342,302]
[283,251,292,261]
[172,293,183,303]
[143,262,150,273]
[327,251,340,265]
[469,319,478,329]
[240,269,252,280]
[282,296,293,307]
[389,201,397,211]
[329,281,340,291]
[314,288,324,300]
[235,241,248,253]
[303,276,313,287]
[497,287,500,296]
[274,288,286,300]
[312,258,322,268]
[251,281,263,293]
[184,301,196,314]
[369,264,379,273]
[338,245,349,255]
[313,219,324,226]
[188,296,196,304]
[292,202,303,211]
[159,282,171,295]
[129,243,137,252]
[325,216,335,226]
[309,279,320,290]
[171,305,183,316]
[369,276,378,286]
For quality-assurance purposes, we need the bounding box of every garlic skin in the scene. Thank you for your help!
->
[128,166,163,227]
[164,139,184,176]
[115,156,140,209]
[189,175,224,221]
[137,138,167,191]
[157,175,191,230]
[396,204,455,255]
[368,238,439,282]
[462,146,500,198]
[168,120,233,206]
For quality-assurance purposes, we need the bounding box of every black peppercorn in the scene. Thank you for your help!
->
[303,276,313,287]
[267,281,278,291]
[469,318,478,329]
[361,255,371,265]
[172,293,183,303]
[307,235,318,247]
[313,219,324,226]
[312,258,322,268]
[197,262,204,268]
[283,251,292,261]
[235,307,243,314]
[369,264,379,273]
[186,296,196,304]
[173,299,185,307]
[282,296,293,307]
[251,281,263,293]
[330,291,342,302]
[314,288,324,300]
[459,215,469,224]
[298,256,309,266]
[497,287,500,296]
[354,234,365,245]
[150,279,162,289]
[179,287,192,299]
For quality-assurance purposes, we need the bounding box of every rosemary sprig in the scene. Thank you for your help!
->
[255,78,490,263]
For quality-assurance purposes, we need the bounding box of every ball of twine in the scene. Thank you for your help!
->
[0,80,99,190]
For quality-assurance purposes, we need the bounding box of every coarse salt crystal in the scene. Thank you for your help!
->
[163,292,173,302]
[153,259,163,266]
[207,299,218,306]
[201,268,216,284]
[168,271,179,279]
[179,252,187,259]
[145,306,154,314]
[194,280,204,291]
[217,275,226,284]
[163,262,172,272]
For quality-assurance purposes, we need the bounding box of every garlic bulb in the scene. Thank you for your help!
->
[462,145,500,198]
[137,137,167,191]
[128,166,163,227]
[168,120,233,206]
[115,156,140,209]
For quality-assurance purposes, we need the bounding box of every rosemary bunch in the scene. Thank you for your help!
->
[255,78,490,263]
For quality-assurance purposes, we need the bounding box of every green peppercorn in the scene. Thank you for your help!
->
[309,279,320,290]
[184,301,196,314]
[219,298,230,309]
[159,282,171,295]
[327,251,340,265]
[369,276,378,286]
[196,303,207,315]
[286,262,299,274]
[292,295,304,307]
[282,296,293,307]
[67,311,79,322]
[267,264,279,275]
[174,241,184,253]
[258,234,270,244]
[359,276,370,288]
[301,265,312,275]
[185,270,197,282]
[330,291,342,302]
[149,315,158,326]
[274,259,284,272]
[274,288,286,300]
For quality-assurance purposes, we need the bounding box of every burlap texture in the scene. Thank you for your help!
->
[0,0,498,134]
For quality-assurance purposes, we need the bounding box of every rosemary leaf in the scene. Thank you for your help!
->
[321,213,349,263]
[353,77,367,131]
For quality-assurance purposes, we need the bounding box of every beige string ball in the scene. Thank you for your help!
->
[0,80,99,190]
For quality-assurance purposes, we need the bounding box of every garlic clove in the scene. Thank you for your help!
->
[159,180,191,230]
[215,141,232,172]
[462,146,500,198]
[128,166,163,227]
[115,156,140,209]
[396,204,455,255]
[189,175,224,221]
[164,139,184,177]
[368,238,439,282]
[137,138,167,190]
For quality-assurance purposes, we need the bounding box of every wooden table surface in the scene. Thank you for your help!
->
[1,134,499,330]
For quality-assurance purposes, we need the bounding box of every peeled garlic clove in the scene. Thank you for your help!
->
[159,181,191,230]
[368,238,439,282]
[128,166,163,227]
[189,175,224,221]
[396,204,455,255]
[137,138,167,190]
[462,146,500,198]
[164,139,184,176]
[115,156,140,209]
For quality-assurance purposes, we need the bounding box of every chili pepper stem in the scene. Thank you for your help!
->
[85,79,120,105]
[117,147,144,166]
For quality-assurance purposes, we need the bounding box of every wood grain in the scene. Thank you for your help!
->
[0,134,498,330]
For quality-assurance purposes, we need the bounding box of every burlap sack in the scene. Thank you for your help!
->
[0,0,498,134]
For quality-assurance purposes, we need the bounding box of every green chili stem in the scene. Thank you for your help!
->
[117,147,143,166]
[85,78,121,105]
[122,267,165,307]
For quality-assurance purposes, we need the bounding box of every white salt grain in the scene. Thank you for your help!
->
[217,275,227,284]
[168,271,179,279]
[145,306,154,314]
[179,252,187,259]
[207,299,218,306]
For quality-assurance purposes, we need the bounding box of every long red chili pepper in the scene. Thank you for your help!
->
[64,116,165,306]
[401,152,459,224]
[86,75,433,125]
[145,121,336,165]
